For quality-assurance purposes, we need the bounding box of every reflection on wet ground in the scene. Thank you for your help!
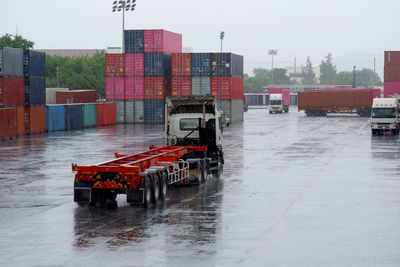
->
[1,109,400,266]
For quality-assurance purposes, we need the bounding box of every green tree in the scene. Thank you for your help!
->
[272,68,290,85]
[244,67,289,93]
[302,56,316,85]
[319,53,336,85]
[46,51,105,97]
[0,34,34,49]
[356,68,382,87]
[334,71,353,85]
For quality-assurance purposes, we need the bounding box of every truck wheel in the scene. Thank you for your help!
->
[198,164,205,183]
[159,171,168,201]
[392,129,397,135]
[151,174,160,203]
[143,176,152,208]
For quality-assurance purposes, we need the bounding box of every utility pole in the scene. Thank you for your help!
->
[352,66,356,88]
[374,57,376,73]
[56,66,60,88]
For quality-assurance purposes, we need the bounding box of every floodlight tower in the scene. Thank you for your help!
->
[219,31,225,109]
[112,0,137,53]
[268,49,278,84]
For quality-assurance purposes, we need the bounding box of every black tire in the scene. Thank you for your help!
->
[198,164,205,184]
[159,171,168,201]
[392,129,397,135]
[151,174,160,203]
[143,176,152,208]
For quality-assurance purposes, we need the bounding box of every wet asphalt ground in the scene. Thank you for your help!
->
[1,108,400,266]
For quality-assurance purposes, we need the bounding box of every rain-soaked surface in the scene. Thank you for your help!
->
[1,108,400,266]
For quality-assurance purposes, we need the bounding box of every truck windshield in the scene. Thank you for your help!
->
[372,108,396,118]
[180,118,201,131]
[270,100,282,105]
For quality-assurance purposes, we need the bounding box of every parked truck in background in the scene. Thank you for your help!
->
[73,96,224,208]
[371,98,400,135]
[269,88,290,113]
[298,90,373,116]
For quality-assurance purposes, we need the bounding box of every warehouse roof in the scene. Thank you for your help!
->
[34,49,104,57]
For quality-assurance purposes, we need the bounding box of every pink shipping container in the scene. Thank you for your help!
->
[125,76,144,100]
[309,88,380,99]
[124,53,144,76]
[384,82,400,97]
[384,65,400,82]
[143,30,182,53]
[106,77,115,100]
[105,77,125,100]
[268,88,290,105]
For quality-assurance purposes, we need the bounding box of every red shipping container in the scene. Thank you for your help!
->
[172,53,191,76]
[105,54,125,77]
[0,108,17,140]
[143,30,182,53]
[56,90,97,104]
[125,76,144,100]
[384,82,400,97]
[97,103,117,126]
[17,107,25,136]
[385,51,400,66]
[172,76,191,96]
[0,77,24,107]
[309,88,380,99]
[125,53,144,76]
[25,106,46,135]
[144,77,169,100]
[211,77,243,99]
[384,65,400,82]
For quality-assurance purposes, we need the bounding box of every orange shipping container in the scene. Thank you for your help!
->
[25,106,46,134]
[17,107,26,136]
[0,108,18,140]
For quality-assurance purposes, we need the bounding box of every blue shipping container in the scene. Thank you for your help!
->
[46,105,66,132]
[144,100,164,123]
[144,53,172,76]
[124,30,144,53]
[191,53,211,76]
[23,50,46,77]
[0,47,24,77]
[25,77,46,106]
[210,53,244,77]
[65,104,83,130]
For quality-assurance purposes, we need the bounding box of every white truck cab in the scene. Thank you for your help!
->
[269,94,283,113]
[165,96,224,176]
[371,98,399,135]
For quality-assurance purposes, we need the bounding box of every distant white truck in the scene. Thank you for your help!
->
[371,98,400,135]
[268,89,290,114]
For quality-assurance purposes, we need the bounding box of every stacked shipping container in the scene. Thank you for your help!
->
[106,29,244,124]
[0,47,46,140]
[384,51,400,97]
[106,29,181,124]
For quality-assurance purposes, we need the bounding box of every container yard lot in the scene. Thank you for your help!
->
[0,108,399,266]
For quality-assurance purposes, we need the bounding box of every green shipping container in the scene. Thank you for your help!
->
[83,104,97,127]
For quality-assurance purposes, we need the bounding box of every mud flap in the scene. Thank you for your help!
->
[74,187,91,203]
[127,189,144,204]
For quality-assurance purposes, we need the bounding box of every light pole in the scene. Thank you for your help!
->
[219,31,225,111]
[112,0,136,53]
[268,49,278,84]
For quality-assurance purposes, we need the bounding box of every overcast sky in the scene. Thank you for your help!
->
[2,0,399,78]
